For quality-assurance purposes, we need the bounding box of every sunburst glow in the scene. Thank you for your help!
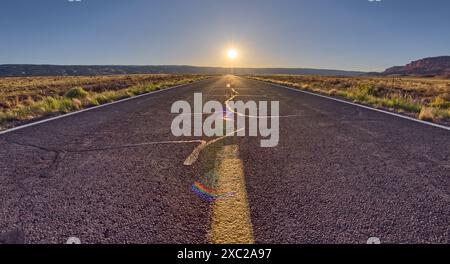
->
[227,49,238,59]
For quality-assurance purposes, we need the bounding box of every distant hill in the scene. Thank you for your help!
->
[0,65,365,77]
[382,56,450,78]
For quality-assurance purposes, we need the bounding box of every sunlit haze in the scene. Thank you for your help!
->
[1,0,450,71]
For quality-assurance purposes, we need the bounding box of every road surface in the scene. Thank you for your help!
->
[0,76,449,244]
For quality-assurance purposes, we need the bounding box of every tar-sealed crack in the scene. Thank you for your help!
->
[2,139,204,175]
[3,139,62,178]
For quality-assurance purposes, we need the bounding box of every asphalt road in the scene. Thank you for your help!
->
[0,76,449,244]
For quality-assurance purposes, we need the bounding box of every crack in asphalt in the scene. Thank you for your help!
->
[3,139,61,178]
[64,140,204,153]
[3,138,210,170]
[4,139,59,155]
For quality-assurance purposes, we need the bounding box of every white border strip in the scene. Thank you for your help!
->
[0,78,211,135]
[251,78,450,131]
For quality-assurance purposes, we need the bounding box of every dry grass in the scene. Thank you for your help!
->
[0,74,205,110]
[0,74,210,129]
[419,107,435,121]
[250,75,450,123]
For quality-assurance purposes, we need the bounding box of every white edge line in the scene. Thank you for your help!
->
[251,78,450,131]
[0,78,211,135]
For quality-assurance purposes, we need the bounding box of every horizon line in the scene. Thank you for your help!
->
[0,64,371,73]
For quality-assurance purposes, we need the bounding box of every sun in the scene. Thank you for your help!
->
[227,49,238,60]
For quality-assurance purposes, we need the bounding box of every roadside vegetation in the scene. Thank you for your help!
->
[250,75,450,124]
[0,74,209,129]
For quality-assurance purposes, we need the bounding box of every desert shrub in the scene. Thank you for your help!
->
[65,87,89,99]
[0,111,17,123]
[58,98,76,113]
[86,97,100,106]
[30,97,76,114]
[441,93,450,101]
[355,84,381,97]
[128,85,144,96]
[379,96,422,113]
[0,112,7,123]
[72,98,82,110]
[23,96,35,106]
[127,83,159,95]
[434,109,450,119]
[37,97,62,112]
[431,96,450,109]
[300,84,310,90]
[92,94,113,105]
[150,84,161,91]
[328,89,338,96]
[348,85,370,102]
[419,107,434,121]
[92,91,126,104]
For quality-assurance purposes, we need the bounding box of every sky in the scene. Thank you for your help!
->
[1,0,450,71]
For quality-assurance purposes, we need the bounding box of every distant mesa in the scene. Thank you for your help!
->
[381,56,450,78]
[2,56,449,78]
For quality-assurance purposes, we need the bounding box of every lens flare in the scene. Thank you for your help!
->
[192,181,236,202]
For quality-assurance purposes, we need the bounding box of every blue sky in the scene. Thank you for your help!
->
[1,0,449,71]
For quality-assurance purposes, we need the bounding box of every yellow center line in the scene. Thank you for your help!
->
[208,145,254,244]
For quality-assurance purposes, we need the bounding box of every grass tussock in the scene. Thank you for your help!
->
[65,87,89,99]
[419,107,435,121]
[250,75,450,123]
[431,95,450,109]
